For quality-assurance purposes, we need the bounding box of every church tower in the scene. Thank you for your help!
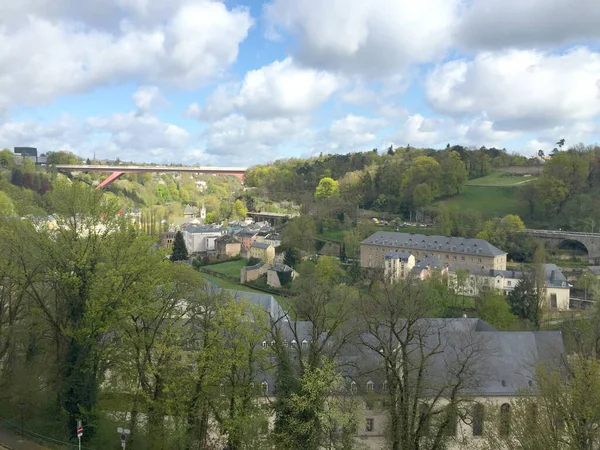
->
[200,199,206,222]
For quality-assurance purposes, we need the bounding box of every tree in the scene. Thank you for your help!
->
[46,150,79,165]
[556,138,565,148]
[477,291,519,330]
[412,183,433,209]
[281,215,317,255]
[0,192,16,217]
[0,149,15,168]
[577,270,598,302]
[233,199,248,219]
[283,247,301,268]
[171,231,189,261]
[315,177,340,201]
[485,355,600,450]
[440,151,468,195]
[508,272,542,328]
[358,278,489,450]
[535,176,569,216]
[477,214,526,251]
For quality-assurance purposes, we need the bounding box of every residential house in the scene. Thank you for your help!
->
[249,241,275,263]
[236,229,259,252]
[263,233,281,248]
[409,255,449,280]
[449,263,571,310]
[361,232,507,271]
[183,204,199,218]
[159,231,177,248]
[266,263,296,288]
[215,234,241,258]
[384,252,415,281]
[240,261,268,283]
[182,224,223,254]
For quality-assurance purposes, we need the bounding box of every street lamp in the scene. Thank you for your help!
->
[18,402,25,437]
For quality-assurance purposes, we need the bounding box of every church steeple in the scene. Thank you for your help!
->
[200,199,206,221]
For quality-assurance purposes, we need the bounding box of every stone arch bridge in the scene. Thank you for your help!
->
[523,229,600,263]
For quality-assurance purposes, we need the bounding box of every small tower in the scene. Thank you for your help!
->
[200,199,206,222]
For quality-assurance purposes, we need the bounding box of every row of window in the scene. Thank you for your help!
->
[369,247,484,264]
[262,339,309,349]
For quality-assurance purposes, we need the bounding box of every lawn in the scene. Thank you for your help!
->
[206,259,247,278]
[437,185,530,219]
[200,273,289,309]
[466,171,537,187]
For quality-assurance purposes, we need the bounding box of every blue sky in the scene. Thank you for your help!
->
[1,0,600,166]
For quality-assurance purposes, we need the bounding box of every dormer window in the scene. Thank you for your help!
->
[351,381,357,394]
[291,339,297,346]
[261,381,269,396]
[366,380,374,392]
[219,383,224,396]
[283,339,288,348]
[301,339,308,349]
[271,340,276,347]
[262,341,267,348]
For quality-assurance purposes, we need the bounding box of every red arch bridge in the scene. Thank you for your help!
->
[54,165,247,189]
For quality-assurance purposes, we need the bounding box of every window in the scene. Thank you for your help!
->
[445,255,449,260]
[453,256,457,261]
[301,339,308,349]
[472,403,484,436]
[382,380,388,392]
[262,341,267,348]
[261,381,269,396]
[470,257,473,262]
[271,340,275,347]
[444,407,457,436]
[461,256,465,262]
[351,381,357,394]
[283,339,288,348]
[526,404,538,429]
[478,258,482,263]
[551,294,557,308]
[507,280,512,287]
[366,401,374,410]
[501,380,506,387]
[366,380,374,392]
[366,418,374,432]
[291,339,297,346]
[500,403,511,437]
[219,383,225,396]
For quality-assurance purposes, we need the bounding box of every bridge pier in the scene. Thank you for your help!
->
[523,229,600,264]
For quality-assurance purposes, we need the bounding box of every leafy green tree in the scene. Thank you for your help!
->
[283,247,301,268]
[46,150,79,165]
[233,199,248,219]
[171,230,189,261]
[508,272,542,328]
[535,176,569,215]
[485,355,600,450]
[412,183,433,208]
[577,270,599,302]
[0,192,16,217]
[440,151,468,195]
[477,291,519,330]
[315,177,340,201]
[477,214,526,251]
[0,149,15,168]
[281,215,317,255]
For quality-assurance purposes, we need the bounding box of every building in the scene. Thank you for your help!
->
[182,224,223,254]
[249,241,275,263]
[266,263,296,288]
[240,261,268,283]
[236,230,259,252]
[361,232,507,271]
[409,255,449,280]
[449,263,571,310]
[215,234,241,258]
[263,233,281,248]
[183,204,199,218]
[14,147,38,163]
[159,231,177,248]
[383,252,415,281]
[260,316,564,450]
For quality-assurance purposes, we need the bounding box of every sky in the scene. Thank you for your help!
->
[1,0,600,167]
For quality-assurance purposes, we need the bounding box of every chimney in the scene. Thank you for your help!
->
[550,270,555,282]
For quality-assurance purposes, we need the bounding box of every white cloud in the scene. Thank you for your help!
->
[425,48,600,131]
[0,1,252,110]
[265,0,458,76]
[203,113,310,162]
[132,86,168,113]
[457,0,600,50]
[326,115,385,151]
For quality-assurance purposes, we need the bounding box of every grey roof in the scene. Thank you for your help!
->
[588,266,600,276]
[413,255,445,270]
[236,229,259,238]
[183,204,199,214]
[385,251,412,261]
[251,241,271,249]
[184,224,222,233]
[215,234,239,244]
[361,232,506,257]
[545,263,569,288]
[269,263,293,272]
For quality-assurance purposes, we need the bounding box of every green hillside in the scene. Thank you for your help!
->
[437,186,529,219]
[466,170,537,187]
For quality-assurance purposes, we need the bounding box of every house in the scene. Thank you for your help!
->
[409,255,449,280]
[183,204,199,218]
[240,261,268,283]
[361,232,507,271]
[215,234,241,258]
[259,316,564,450]
[263,233,281,248]
[181,224,223,254]
[384,252,415,282]
[195,180,207,192]
[236,229,259,251]
[249,242,275,263]
[266,263,296,288]
[159,231,177,248]
[448,263,571,310]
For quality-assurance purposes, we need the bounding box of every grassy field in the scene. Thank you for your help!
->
[206,259,247,278]
[466,171,537,187]
[200,273,289,308]
[437,185,530,219]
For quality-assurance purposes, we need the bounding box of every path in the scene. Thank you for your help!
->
[0,427,50,450]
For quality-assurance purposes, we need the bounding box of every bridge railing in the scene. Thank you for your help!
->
[524,229,600,237]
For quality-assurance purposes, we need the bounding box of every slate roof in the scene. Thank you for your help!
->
[361,232,506,257]
[215,234,239,244]
[183,204,199,215]
[184,224,222,234]
[545,263,569,288]
[251,241,272,249]
[588,266,600,276]
[384,251,412,261]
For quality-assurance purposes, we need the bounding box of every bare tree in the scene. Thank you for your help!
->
[357,278,489,450]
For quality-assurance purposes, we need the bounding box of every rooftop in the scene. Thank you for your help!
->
[385,251,412,261]
[251,241,272,249]
[362,231,506,257]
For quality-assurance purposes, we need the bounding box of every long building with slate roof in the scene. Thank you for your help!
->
[360,231,507,271]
